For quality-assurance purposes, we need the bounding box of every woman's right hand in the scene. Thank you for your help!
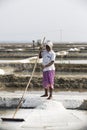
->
[39,46,43,51]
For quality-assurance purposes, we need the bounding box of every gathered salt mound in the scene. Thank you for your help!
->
[22,95,46,108]
[22,95,65,111]
[0,69,5,75]
[37,100,65,111]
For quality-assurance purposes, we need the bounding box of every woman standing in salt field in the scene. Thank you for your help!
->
[39,41,56,99]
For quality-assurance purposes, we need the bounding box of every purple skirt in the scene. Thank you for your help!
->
[43,70,55,89]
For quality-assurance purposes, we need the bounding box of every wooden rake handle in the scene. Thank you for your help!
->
[12,37,45,118]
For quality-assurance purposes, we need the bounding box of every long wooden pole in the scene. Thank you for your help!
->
[12,37,45,118]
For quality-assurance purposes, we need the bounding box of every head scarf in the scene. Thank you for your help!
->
[46,41,53,50]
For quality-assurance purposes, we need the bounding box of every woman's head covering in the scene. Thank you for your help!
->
[46,41,53,50]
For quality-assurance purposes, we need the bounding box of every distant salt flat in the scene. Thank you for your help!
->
[0,57,39,63]
[0,58,87,64]
[56,60,87,64]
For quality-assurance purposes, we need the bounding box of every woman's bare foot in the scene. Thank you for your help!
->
[40,94,48,97]
[47,96,52,100]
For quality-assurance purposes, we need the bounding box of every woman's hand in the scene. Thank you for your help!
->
[39,46,43,51]
[42,65,45,69]
[42,61,54,69]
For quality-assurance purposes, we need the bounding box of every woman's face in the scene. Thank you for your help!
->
[46,45,51,52]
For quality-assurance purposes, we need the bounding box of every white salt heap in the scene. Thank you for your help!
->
[0,69,5,75]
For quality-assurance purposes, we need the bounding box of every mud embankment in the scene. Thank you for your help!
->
[0,62,87,90]
[0,63,87,73]
[0,74,87,90]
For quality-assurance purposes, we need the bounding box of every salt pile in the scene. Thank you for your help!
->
[0,69,5,75]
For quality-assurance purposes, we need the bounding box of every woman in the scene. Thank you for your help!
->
[39,41,56,99]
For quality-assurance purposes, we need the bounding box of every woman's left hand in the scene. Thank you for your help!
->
[42,65,46,69]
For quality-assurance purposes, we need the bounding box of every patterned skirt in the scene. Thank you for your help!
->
[43,70,55,89]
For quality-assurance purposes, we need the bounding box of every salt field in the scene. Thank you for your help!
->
[0,91,87,130]
[0,0,87,128]
[0,43,87,130]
